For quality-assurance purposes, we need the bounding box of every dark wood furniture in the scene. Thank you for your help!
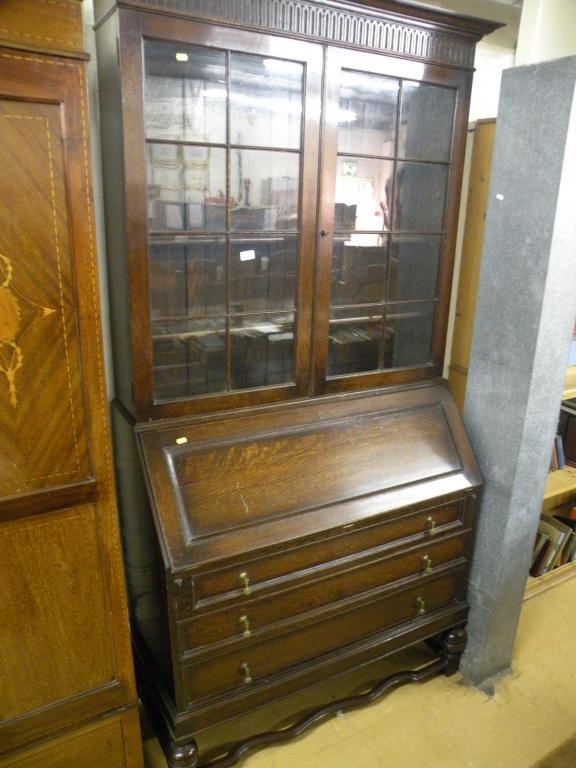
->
[0,2,143,766]
[94,1,499,765]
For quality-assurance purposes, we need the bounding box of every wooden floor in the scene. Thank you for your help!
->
[144,576,576,767]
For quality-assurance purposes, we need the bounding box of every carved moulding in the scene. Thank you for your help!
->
[115,0,477,68]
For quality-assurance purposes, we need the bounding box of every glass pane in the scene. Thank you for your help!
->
[383,302,435,368]
[230,54,303,149]
[144,41,226,143]
[148,237,225,319]
[230,314,294,389]
[230,149,300,231]
[388,235,441,301]
[152,317,226,400]
[328,306,382,376]
[338,70,399,156]
[331,234,387,306]
[230,236,298,313]
[335,156,394,232]
[398,81,456,162]
[147,144,226,232]
[394,162,448,232]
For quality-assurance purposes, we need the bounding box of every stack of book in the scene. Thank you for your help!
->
[531,511,576,576]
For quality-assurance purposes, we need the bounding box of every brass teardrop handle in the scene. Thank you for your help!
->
[240,662,253,684]
[422,554,432,574]
[239,614,252,638]
[239,571,251,596]
[416,596,426,615]
[426,516,437,535]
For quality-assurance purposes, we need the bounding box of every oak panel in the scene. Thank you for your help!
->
[173,404,461,538]
[0,98,91,498]
[0,505,115,720]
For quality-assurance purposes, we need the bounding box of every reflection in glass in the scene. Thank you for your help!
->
[383,302,434,368]
[398,82,456,162]
[230,237,298,313]
[152,317,226,401]
[335,156,394,232]
[144,41,226,143]
[331,235,387,306]
[147,144,226,232]
[230,53,303,149]
[149,237,226,319]
[230,149,300,231]
[388,236,441,301]
[338,70,399,156]
[394,162,448,232]
[328,306,382,376]
[230,313,294,389]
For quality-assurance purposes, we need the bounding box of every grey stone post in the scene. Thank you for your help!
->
[460,56,576,685]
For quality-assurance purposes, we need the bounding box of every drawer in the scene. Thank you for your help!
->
[192,500,468,608]
[181,568,466,704]
[178,533,468,655]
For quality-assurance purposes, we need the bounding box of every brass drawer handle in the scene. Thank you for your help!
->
[425,516,437,535]
[422,555,433,574]
[415,596,426,615]
[239,614,252,638]
[239,571,251,596]
[240,662,253,684]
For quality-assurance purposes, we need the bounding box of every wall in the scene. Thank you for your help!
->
[516,0,576,65]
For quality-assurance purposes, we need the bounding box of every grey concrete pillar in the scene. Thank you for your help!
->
[460,56,576,685]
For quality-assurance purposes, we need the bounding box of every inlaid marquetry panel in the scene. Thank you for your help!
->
[0,504,115,720]
[0,709,142,768]
[0,98,91,498]
[0,0,84,58]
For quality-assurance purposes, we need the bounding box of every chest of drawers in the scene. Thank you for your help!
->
[124,382,480,765]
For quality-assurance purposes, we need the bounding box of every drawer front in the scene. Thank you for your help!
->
[193,500,468,608]
[182,569,466,704]
[179,533,468,655]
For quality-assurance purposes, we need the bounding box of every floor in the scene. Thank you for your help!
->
[144,576,576,768]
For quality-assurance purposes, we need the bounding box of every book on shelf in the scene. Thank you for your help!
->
[555,434,566,469]
[530,516,573,576]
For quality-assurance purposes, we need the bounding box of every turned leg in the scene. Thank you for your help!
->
[167,739,199,768]
[440,627,467,676]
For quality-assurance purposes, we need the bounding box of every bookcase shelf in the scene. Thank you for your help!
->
[525,558,576,600]
[542,467,576,512]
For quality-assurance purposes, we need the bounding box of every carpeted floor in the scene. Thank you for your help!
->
[533,734,576,768]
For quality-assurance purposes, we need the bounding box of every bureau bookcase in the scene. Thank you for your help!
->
[94,1,499,765]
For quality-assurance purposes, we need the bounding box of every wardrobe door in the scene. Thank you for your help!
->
[314,47,471,394]
[0,43,142,765]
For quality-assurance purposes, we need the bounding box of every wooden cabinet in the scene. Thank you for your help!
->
[94,0,498,765]
[0,2,142,766]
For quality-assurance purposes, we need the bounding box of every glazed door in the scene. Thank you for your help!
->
[314,47,471,394]
[122,12,322,416]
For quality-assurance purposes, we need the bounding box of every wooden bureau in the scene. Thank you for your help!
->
[120,380,480,764]
[94,0,499,763]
